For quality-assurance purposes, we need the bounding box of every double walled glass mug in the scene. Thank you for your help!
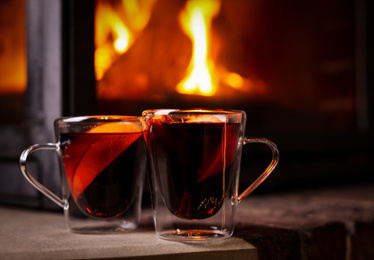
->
[142,109,279,243]
[19,116,146,233]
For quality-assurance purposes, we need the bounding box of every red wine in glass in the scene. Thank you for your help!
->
[61,131,145,218]
[145,119,240,220]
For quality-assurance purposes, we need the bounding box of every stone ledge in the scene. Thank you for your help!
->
[1,183,373,259]
[0,207,255,260]
[233,183,374,260]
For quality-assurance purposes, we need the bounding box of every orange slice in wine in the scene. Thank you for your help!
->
[182,114,236,183]
[196,123,239,182]
[150,115,175,124]
[63,122,142,201]
[89,121,142,133]
[184,115,222,123]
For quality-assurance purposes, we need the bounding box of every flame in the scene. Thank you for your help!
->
[95,0,261,98]
[95,0,156,81]
[121,0,155,32]
[176,0,257,97]
[176,0,220,96]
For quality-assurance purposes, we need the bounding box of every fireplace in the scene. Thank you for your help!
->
[0,0,373,209]
[89,0,374,192]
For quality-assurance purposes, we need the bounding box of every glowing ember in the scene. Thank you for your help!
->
[176,0,220,96]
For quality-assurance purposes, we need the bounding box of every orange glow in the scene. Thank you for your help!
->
[0,0,27,94]
[95,0,156,80]
[176,0,220,96]
[121,0,155,32]
[95,0,260,99]
[224,72,244,89]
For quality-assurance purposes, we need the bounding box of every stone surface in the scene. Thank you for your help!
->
[0,206,256,260]
[233,183,374,260]
[235,225,302,260]
[1,183,374,259]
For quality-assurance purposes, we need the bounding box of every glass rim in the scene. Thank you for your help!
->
[141,109,246,124]
[54,115,143,134]
[55,115,142,124]
[142,108,245,116]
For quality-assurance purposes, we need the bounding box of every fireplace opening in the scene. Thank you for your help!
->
[93,0,360,135]
[90,0,374,194]
[95,0,268,103]
[85,0,374,193]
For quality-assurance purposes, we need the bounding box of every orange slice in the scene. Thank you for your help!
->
[196,124,238,182]
[63,135,100,195]
[71,133,141,200]
[149,115,175,124]
[63,122,142,201]
[184,115,222,123]
[89,122,142,133]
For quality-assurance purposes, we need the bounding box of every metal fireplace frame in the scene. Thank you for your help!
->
[0,0,62,208]
[0,0,96,209]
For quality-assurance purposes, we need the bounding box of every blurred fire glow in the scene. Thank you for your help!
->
[95,0,254,98]
[94,0,156,80]
[0,0,27,94]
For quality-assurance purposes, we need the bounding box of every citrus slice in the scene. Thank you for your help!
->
[184,115,222,123]
[63,122,142,201]
[196,124,239,182]
[63,135,100,195]
[71,132,141,200]
[150,115,175,124]
[89,122,142,133]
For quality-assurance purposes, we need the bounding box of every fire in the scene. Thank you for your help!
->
[94,0,156,81]
[176,0,255,97]
[176,0,220,96]
[95,0,260,99]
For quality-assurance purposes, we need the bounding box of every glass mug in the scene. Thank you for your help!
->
[19,116,146,233]
[142,109,279,242]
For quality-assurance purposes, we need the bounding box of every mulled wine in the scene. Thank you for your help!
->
[145,119,240,220]
[61,132,145,218]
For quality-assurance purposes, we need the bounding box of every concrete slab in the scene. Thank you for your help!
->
[0,206,256,260]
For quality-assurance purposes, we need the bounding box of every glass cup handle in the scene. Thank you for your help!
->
[235,137,280,204]
[19,143,67,208]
